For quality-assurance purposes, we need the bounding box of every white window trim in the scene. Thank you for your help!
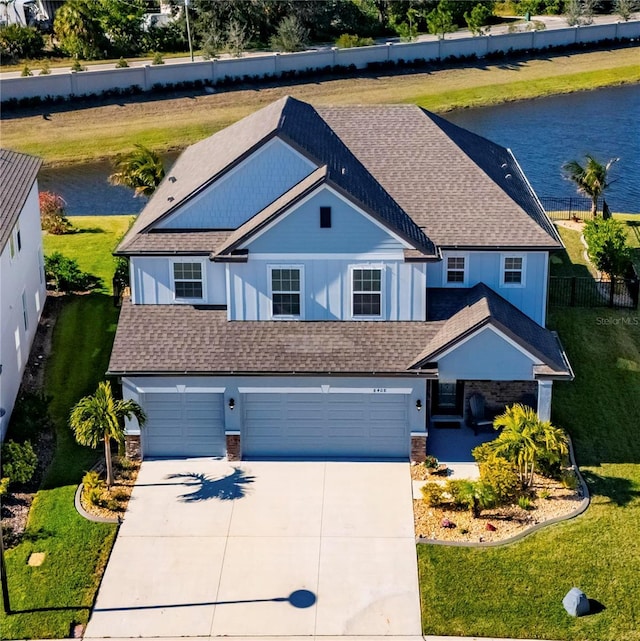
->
[349,264,385,320]
[442,252,468,287]
[170,258,207,303]
[500,253,526,288]
[268,264,304,320]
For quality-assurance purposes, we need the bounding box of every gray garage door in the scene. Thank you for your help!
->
[143,392,225,457]
[243,393,409,459]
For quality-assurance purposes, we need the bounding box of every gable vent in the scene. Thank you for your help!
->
[320,206,332,229]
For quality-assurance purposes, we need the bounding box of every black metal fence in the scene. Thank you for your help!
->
[549,275,639,309]
[540,196,597,221]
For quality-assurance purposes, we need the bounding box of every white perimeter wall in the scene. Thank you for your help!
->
[2,21,638,102]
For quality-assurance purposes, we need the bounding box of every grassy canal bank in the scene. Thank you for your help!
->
[2,46,638,166]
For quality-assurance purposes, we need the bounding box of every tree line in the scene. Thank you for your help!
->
[1,0,637,64]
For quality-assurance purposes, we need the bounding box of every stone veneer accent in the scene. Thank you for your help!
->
[226,433,241,461]
[125,434,141,460]
[411,433,427,463]
[463,380,538,421]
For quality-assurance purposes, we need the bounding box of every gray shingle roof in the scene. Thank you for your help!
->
[410,283,572,377]
[108,300,443,375]
[118,96,437,256]
[317,105,562,249]
[0,149,42,251]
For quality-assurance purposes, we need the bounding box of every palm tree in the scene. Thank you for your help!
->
[108,144,165,198]
[70,381,146,487]
[488,404,568,490]
[562,154,619,217]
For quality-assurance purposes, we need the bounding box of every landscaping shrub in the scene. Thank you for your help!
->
[0,24,45,62]
[473,442,519,504]
[40,191,73,235]
[335,33,374,48]
[421,481,445,507]
[583,217,632,277]
[21,64,33,77]
[517,495,534,510]
[1,440,38,485]
[561,470,579,490]
[82,470,105,505]
[7,392,53,443]
[115,57,129,68]
[151,51,164,65]
[45,251,102,292]
[71,58,86,72]
[0,477,10,497]
[445,479,496,517]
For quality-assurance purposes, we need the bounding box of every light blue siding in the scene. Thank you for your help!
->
[131,256,226,305]
[427,251,548,324]
[245,188,406,254]
[437,327,537,380]
[227,258,426,320]
[157,138,316,229]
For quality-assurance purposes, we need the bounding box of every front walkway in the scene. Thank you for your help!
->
[84,459,421,638]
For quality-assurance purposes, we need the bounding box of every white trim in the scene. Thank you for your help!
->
[137,386,226,394]
[239,184,413,250]
[250,252,405,261]
[434,324,543,367]
[169,257,207,303]
[225,263,231,319]
[442,252,468,287]
[349,264,384,320]
[267,264,305,319]
[541,250,549,327]
[238,386,412,394]
[500,253,526,288]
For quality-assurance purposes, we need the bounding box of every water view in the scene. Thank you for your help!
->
[39,83,640,215]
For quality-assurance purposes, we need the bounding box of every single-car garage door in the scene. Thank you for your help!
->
[243,393,409,459]
[143,392,225,458]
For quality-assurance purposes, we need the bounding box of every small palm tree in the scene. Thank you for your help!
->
[108,144,165,198]
[562,154,618,217]
[70,381,146,487]
[488,404,568,490]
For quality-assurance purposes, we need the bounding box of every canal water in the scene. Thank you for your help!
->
[39,83,640,215]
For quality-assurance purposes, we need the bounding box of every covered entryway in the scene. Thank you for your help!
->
[142,392,225,457]
[242,392,410,458]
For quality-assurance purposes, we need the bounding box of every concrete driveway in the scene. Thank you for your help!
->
[84,458,422,638]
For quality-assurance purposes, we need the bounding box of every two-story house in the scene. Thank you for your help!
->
[0,149,46,440]
[108,96,573,462]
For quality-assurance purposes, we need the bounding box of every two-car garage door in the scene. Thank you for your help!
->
[243,393,410,459]
[142,392,226,458]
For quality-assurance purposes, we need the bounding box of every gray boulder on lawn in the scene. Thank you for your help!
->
[563,587,590,617]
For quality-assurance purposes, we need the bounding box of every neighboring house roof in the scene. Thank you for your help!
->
[0,148,42,251]
[108,300,443,376]
[411,284,573,378]
[118,96,560,256]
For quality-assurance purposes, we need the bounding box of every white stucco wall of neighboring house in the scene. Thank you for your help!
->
[0,181,46,440]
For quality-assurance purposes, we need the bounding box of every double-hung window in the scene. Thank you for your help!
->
[352,267,382,317]
[173,261,204,300]
[446,256,466,284]
[502,256,524,285]
[270,267,301,317]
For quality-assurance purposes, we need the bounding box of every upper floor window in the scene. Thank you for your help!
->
[270,266,302,317]
[9,223,21,259]
[172,261,204,300]
[352,267,382,317]
[502,255,524,286]
[446,256,466,284]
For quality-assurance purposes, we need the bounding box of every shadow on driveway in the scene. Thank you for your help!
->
[166,467,256,502]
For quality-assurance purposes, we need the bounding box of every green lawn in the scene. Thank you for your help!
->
[418,225,640,641]
[0,217,132,637]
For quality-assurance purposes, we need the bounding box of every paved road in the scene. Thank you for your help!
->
[1,13,636,79]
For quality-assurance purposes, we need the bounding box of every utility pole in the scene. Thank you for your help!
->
[184,0,194,62]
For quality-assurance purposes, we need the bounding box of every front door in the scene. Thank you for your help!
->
[431,380,464,416]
